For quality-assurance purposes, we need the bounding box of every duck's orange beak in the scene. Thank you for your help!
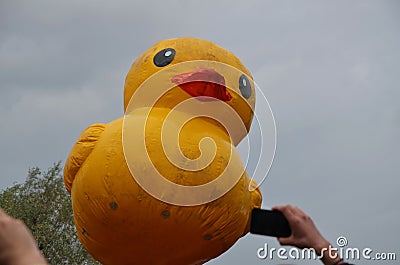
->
[171,68,232,101]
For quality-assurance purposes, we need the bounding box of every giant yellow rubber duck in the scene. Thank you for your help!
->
[64,38,262,265]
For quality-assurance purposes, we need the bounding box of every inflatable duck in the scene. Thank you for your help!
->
[64,38,262,265]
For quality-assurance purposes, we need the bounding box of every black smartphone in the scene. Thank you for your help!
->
[250,208,292,237]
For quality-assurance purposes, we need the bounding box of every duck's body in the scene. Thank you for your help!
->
[64,38,262,265]
[65,107,260,265]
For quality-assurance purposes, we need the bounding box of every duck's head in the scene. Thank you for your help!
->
[124,38,255,144]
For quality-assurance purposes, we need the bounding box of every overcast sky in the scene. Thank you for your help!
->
[1,1,399,264]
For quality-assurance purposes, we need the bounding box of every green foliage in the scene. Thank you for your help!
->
[0,162,100,265]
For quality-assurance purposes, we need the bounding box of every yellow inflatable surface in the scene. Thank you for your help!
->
[64,38,262,265]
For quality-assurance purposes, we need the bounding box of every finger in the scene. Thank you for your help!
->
[292,206,314,224]
[292,205,308,216]
[277,236,294,246]
[272,205,291,214]
[271,205,283,211]
[279,205,296,220]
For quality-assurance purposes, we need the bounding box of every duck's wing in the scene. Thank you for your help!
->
[249,178,262,209]
[63,124,106,193]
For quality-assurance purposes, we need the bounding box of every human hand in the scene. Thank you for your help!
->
[272,205,347,265]
[272,205,329,253]
[0,207,48,265]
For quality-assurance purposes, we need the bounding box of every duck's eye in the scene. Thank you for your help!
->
[239,74,252,99]
[153,48,176,67]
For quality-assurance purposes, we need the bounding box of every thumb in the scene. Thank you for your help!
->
[277,236,293,246]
